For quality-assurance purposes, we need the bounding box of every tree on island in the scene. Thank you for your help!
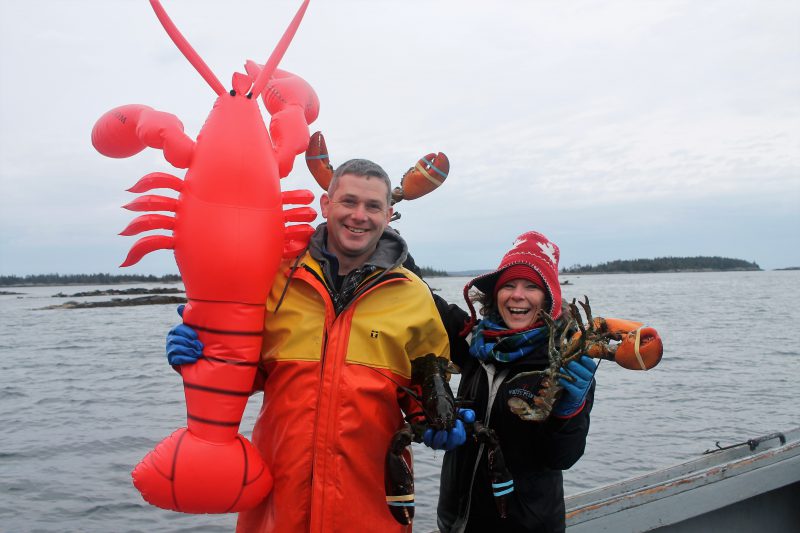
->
[0,273,182,286]
[419,266,449,277]
[1,267,451,286]
[561,256,761,274]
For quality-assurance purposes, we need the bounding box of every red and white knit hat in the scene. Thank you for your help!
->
[463,231,562,330]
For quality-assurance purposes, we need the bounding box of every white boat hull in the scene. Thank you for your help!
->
[566,428,800,532]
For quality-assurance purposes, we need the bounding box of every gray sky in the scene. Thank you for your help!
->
[1,0,798,275]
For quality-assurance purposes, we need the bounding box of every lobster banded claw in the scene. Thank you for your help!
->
[305,131,333,191]
[397,152,449,202]
[384,424,415,525]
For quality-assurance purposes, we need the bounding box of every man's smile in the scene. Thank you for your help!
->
[344,224,369,234]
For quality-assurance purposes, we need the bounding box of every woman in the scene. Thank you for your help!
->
[437,231,597,533]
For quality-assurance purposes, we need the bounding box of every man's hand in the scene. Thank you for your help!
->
[422,408,475,451]
[166,305,203,365]
[552,355,597,417]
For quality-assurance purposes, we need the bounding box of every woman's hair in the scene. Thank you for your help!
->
[469,288,494,318]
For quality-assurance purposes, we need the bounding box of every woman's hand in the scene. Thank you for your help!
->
[552,355,597,417]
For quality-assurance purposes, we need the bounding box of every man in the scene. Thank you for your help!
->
[168,159,464,532]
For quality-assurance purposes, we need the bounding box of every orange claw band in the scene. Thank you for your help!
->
[399,152,449,201]
[579,317,663,370]
[305,130,333,191]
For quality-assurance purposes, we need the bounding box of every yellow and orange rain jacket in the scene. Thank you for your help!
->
[237,226,450,533]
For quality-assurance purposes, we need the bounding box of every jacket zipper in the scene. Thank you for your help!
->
[454,363,511,533]
[299,266,408,531]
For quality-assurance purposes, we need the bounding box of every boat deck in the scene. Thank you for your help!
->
[565,427,800,532]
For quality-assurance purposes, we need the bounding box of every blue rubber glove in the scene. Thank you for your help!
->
[552,355,597,417]
[166,305,203,365]
[423,408,475,451]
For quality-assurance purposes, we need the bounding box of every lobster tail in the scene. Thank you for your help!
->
[132,428,272,513]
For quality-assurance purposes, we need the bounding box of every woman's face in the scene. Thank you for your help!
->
[495,278,547,330]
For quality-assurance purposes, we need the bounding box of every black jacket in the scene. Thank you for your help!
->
[435,301,593,533]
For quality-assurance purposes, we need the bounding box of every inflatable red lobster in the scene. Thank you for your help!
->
[91,0,317,514]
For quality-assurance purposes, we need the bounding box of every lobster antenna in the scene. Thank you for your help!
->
[250,0,311,97]
[148,0,226,96]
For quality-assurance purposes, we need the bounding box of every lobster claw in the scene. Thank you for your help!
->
[395,152,449,203]
[384,424,415,525]
[305,131,333,191]
[602,319,663,371]
[473,422,514,519]
[411,354,456,431]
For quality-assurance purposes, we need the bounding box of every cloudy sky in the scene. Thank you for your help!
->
[1,0,798,275]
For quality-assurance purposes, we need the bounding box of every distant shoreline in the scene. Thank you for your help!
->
[4,264,798,287]
[558,268,763,275]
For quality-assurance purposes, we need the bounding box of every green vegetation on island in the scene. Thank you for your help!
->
[419,266,449,277]
[0,273,182,287]
[3,255,774,287]
[561,256,761,274]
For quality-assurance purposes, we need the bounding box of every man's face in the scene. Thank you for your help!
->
[320,173,393,267]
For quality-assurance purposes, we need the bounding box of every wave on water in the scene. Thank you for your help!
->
[2,271,799,532]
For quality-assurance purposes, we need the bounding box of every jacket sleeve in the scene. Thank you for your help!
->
[431,293,471,367]
[540,382,595,470]
[398,288,457,420]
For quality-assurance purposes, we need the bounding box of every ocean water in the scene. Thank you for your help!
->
[1,271,798,532]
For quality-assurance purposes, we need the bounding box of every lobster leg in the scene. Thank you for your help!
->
[281,189,317,258]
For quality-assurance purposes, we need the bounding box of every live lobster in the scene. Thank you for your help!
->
[507,296,664,422]
[383,354,515,525]
[91,0,317,514]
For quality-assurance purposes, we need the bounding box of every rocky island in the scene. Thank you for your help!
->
[42,287,186,310]
[43,295,187,310]
[560,256,760,274]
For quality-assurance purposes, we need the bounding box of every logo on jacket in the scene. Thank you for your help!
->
[507,387,535,401]
[370,330,379,339]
